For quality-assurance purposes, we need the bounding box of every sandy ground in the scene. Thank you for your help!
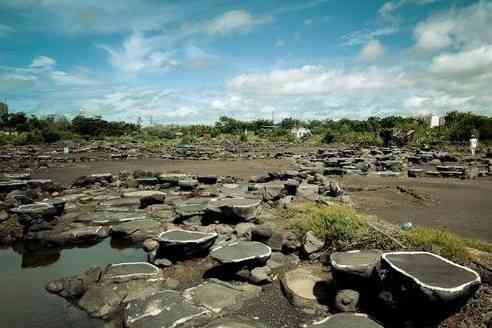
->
[32,159,492,242]
[32,158,293,185]
[344,175,492,242]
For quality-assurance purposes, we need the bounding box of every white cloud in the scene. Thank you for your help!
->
[228,65,408,96]
[341,27,398,46]
[30,56,56,69]
[184,45,218,69]
[357,40,385,62]
[413,1,492,53]
[100,32,179,74]
[430,45,492,78]
[193,10,271,36]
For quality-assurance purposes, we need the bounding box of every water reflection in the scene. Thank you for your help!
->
[0,238,144,328]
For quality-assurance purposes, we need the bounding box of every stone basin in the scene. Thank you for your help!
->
[10,202,57,225]
[313,313,383,328]
[158,229,218,258]
[331,250,382,279]
[124,290,208,328]
[103,262,161,283]
[207,198,261,222]
[381,251,481,303]
[0,180,27,193]
[210,241,271,264]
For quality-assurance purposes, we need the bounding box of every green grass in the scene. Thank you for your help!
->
[283,203,492,263]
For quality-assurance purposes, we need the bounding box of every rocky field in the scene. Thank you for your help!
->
[0,143,491,328]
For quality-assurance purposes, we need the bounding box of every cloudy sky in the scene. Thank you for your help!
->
[0,0,491,124]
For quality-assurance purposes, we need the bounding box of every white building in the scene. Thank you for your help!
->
[291,127,311,139]
[423,114,445,128]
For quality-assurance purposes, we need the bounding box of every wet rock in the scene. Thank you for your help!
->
[184,279,261,314]
[281,265,331,313]
[210,241,271,265]
[158,229,218,259]
[335,289,360,313]
[303,231,324,255]
[125,290,209,328]
[312,313,383,328]
[330,250,382,280]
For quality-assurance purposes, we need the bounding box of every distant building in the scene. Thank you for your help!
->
[291,127,311,139]
[423,114,445,128]
[0,102,8,115]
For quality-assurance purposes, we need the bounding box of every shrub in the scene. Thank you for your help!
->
[291,204,370,250]
[321,131,335,144]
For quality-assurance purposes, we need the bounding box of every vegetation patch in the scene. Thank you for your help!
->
[282,203,492,263]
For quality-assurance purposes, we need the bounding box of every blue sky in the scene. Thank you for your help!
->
[0,0,491,124]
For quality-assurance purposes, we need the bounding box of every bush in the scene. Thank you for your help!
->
[291,204,371,250]
[321,131,335,144]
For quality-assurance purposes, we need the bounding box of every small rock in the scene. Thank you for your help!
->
[303,231,324,254]
[154,258,173,267]
[335,289,360,312]
[249,267,271,284]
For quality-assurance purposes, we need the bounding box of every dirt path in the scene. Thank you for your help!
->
[32,159,293,185]
[344,175,492,242]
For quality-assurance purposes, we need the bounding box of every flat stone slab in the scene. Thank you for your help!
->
[11,202,57,225]
[0,180,27,193]
[123,190,166,198]
[43,226,110,245]
[174,197,211,217]
[331,250,382,279]
[103,262,161,283]
[281,265,331,311]
[203,318,267,328]
[158,229,218,258]
[207,198,261,221]
[210,241,271,264]
[382,251,481,296]
[313,314,383,328]
[77,211,147,225]
[184,280,261,313]
[111,219,162,242]
[125,290,209,328]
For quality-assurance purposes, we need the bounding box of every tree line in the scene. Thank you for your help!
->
[0,110,491,146]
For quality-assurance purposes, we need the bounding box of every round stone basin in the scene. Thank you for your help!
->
[11,202,56,216]
[159,230,218,245]
[210,241,271,264]
[103,262,161,282]
[158,230,218,258]
[330,250,382,278]
[210,198,261,209]
[314,313,383,328]
[382,251,481,291]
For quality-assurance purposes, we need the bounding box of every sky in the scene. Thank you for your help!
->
[0,0,491,124]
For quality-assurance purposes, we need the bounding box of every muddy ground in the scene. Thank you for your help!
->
[32,159,492,242]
